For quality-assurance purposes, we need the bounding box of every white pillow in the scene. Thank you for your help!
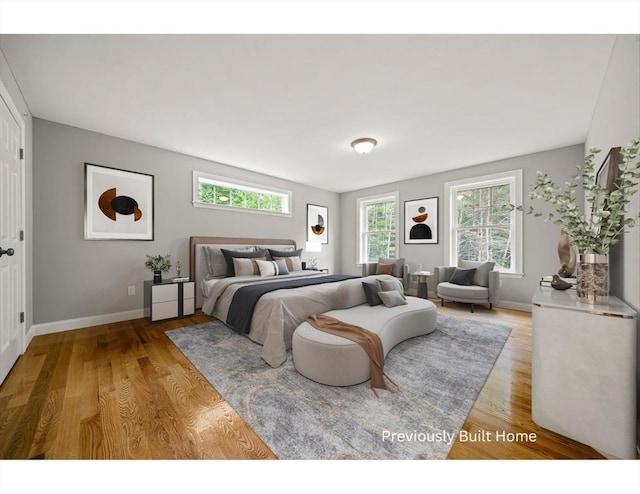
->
[232,257,263,276]
[256,259,290,277]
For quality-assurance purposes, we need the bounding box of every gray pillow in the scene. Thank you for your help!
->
[378,277,406,299]
[361,279,383,306]
[378,290,409,308]
[449,267,476,286]
[273,255,303,272]
[378,257,406,279]
[204,245,254,277]
[268,248,303,259]
[221,248,268,276]
[458,260,495,287]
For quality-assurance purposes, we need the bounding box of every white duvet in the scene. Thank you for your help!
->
[201,271,343,367]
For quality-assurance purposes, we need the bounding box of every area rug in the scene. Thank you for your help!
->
[166,315,511,460]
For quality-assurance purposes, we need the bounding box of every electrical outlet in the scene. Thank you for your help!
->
[128,285,136,296]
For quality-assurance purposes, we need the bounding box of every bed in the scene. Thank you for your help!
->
[189,236,357,367]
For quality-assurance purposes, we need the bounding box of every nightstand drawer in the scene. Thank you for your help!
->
[152,283,178,303]
[183,297,195,316]
[183,282,195,299]
[152,300,178,321]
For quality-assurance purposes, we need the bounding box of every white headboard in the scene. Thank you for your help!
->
[189,236,297,309]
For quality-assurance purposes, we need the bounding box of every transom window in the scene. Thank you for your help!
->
[193,171,291,216]
[445,171,523,276]
[357,192,399,264]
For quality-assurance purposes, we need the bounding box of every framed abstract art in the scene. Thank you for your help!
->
[307,203,328,244]
[85,162,154,240]
[404,197,438,244]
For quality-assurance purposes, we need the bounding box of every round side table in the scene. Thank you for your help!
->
[412,271,431,298]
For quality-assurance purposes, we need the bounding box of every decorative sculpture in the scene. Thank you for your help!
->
[551,274,573,290]
[557,228,577,277]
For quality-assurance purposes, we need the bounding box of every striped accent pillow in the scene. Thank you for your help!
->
[232,257,265,276]
[274,255,302,272]
[256,259,290,277]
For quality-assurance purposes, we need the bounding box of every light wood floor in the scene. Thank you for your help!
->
[0,302,604,459]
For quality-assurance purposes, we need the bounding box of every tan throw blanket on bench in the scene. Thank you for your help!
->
[306,313,396,395]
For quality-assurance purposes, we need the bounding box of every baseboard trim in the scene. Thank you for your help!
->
[497,300,532,313]
[27,300,531,338]
[31,309,145,337]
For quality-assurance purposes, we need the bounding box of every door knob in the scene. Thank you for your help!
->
[0,247,15,257]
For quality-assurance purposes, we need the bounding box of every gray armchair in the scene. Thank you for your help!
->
[361,257,409,288]
[434,260,500,312]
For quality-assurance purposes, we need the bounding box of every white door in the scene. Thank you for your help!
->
[0,85,24,385]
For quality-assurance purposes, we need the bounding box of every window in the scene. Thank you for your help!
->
[357,192,399,264]
[193,171,291,216]
[444,170,523,276]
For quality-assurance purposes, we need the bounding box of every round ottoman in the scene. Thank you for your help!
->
[292,297,437,386]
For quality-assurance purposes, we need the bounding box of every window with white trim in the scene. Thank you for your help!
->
[357,192,399,264]
[444,170,523,276]
[193,171,292,216]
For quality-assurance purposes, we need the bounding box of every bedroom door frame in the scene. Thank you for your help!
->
[0,76,26,386]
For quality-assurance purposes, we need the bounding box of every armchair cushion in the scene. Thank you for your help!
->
[375,262,394,275]
[438,282,490,302]
[361,258,409,288]
[449,267,476,286]
[458,260,495,287]
[378,257,406,279]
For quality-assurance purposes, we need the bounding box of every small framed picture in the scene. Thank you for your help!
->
[596,146,621,193]
[307,203,328,244]
[405,197,438,244]
[85,163,154,240]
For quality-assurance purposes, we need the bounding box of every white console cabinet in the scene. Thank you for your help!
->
[144,280,195,322]
[531,287,637,458]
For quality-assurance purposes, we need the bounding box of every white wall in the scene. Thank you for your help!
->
[339,145,585,310]
[585,34,640,309]
[584,33,640,457]
[32,118,339,326]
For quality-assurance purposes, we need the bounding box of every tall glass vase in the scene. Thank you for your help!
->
[576,253,609,305]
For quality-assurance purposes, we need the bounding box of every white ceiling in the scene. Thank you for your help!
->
[0,34,616,193]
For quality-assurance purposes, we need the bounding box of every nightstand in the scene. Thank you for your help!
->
[144,279,195,322]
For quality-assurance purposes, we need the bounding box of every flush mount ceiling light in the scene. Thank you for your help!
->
[350,137,377,154]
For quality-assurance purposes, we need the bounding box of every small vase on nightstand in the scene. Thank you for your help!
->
[153,270,162,284]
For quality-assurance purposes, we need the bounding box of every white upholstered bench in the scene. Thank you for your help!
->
[292,276,438,386]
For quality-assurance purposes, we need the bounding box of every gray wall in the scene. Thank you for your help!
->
[0,50,33,332]
[32,118,339,324]
[339,145,585,309]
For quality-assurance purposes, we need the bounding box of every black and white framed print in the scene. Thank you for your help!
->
[85,163,154,240]
[404,197,438,244]
[307,203,328,244]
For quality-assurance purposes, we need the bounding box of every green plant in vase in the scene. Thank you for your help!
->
[516,136,640,304]
[145,254,172,284]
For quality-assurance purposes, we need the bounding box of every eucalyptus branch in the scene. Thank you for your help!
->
[513,136,640,255]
